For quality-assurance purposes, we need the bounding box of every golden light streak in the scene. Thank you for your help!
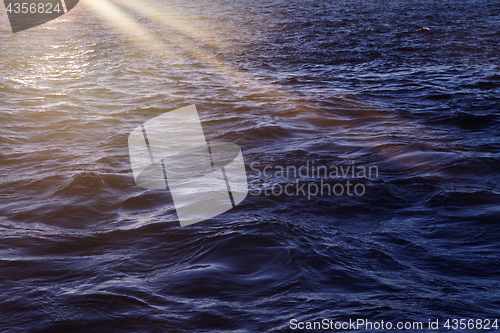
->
[80,0,176,57]
[61,0,68,13]
[79,0,447,173]
[111,0,225,52]
[85,0,298,114]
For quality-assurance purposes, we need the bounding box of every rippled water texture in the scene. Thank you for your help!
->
[0,0,499,331]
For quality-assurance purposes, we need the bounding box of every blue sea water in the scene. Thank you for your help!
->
[0,0,499,331]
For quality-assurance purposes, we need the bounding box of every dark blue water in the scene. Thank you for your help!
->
[0,0,500,331]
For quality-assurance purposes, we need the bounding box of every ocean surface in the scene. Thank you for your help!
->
[1,0,500,331]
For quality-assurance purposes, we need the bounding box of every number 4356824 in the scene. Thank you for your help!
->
[6,3,63,14]
[444,319,498,330]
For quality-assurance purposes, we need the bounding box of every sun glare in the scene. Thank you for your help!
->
[79,0,438,173]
